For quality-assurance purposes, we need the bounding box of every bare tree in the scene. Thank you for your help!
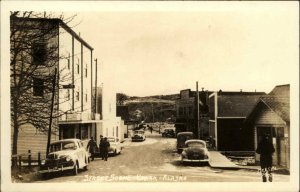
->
[10,11,77,155]
[116,93,128,106]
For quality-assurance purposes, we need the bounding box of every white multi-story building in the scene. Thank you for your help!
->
[10,16,120,155]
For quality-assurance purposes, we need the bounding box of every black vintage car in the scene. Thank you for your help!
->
[162,128,176,138]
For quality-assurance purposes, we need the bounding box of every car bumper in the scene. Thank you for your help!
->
[131,138,144,141]
[182,158,209,162]
[39,161,75,173]
[39,165,74,173]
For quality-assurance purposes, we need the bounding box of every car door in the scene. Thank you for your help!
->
[77,141,85,168]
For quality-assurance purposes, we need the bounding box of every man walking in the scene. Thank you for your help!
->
[99,135,104,160]
[102,137,110,161]
[87,137,97,161]
[256,133,275,182]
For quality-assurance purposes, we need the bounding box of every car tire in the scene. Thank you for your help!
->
[42,173,49,180]
[72,161,78,175]
[84,157,88,171]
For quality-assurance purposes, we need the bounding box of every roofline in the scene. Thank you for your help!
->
[12,16,94,50]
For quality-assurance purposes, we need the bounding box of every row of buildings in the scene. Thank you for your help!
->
[175,84,290,169]
[11,16,125,156]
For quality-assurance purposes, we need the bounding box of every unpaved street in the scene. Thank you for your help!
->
[35,131,289,183]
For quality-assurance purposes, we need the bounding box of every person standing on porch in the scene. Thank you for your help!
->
[256,133,275,182]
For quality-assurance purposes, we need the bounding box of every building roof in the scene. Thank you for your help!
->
[217,93,266,117]
[11,16,94,50]
[269,84,290,97]
[245,84,290,124]
[260,96,290,123]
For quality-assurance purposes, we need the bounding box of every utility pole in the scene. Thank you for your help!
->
[46,68,57,155]
[196,81,200,139]
[94,58,98,114]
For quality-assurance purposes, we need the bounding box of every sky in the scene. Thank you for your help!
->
[8,2,300,97]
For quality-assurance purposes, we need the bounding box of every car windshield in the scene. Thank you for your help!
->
[107,138,115,142]
[50,141,76,152]
[187,142,205,148]
[134,131,144,134]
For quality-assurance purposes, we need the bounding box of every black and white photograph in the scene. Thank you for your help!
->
[1,1,299,192]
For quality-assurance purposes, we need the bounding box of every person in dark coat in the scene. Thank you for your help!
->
[256,133,275,182]
[87,137,97,161]
[99,135,104,160]
[102,137,110,161]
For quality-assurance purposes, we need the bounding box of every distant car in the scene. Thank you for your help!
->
[162,128,176,138]
[107,137,122,156]
[176,132,194,153]
[132,130,146,142]
[39,139,89,177]
[181,140,209,163]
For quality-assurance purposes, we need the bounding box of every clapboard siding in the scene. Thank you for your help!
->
[11,123,59,155]
[255,107,285,125]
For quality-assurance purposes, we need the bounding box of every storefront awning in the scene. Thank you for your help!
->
[58,120,103,125]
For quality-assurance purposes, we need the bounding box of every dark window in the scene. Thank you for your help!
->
[76,91,79,101]
[85,93,88,102]
[77,59,80,74]
[67,89,70,100]
[33,78,44,97]
[85,64,88,77]
[32,42,47,65]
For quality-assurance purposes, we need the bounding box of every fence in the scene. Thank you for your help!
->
[11,150,46,171]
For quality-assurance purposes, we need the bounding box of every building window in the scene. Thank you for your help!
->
[67,89,70,100]
[85,64,88,77]
[67,53,70,69]
[76,91,79,101]
[33,78,44,97]
[85,90,88,103]
[77,58,80,74]
[32,42,47,65]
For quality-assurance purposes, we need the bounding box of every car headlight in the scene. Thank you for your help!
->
[60,155,72,162]
[41,159,46,165]
[66,156,71,162]
[182,151,187,157]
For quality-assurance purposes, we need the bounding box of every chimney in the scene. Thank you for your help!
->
[240,89,242,92]
[201,87,204,92]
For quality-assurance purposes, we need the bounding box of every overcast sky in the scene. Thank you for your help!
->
[7,1,299,97]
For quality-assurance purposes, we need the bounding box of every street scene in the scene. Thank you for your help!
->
[2,1,299,192]
[15,130,290,183]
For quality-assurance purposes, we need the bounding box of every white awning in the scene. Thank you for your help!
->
[58,120,103,125]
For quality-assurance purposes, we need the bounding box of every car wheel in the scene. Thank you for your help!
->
[84,157,88,171]
[42,173,49,180]
[72,161,78,175]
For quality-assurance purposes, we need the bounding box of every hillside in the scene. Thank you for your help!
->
[124,94,179,123]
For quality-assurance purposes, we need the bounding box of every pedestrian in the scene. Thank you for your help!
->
[87,137,97,161]
[99,135,104,160]
[256,133,275,182]
[102,137,110,161]
[150,126,153,134]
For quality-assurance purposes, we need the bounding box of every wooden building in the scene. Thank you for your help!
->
[245,84,290,169]
[208,90,266,151]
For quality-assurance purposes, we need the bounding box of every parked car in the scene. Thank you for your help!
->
[107,137,122,156]
[131,130,146,142]
[162,128,176,138]
[176,132,194,153]
[39,139,89,177]
[181,140,209,163]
